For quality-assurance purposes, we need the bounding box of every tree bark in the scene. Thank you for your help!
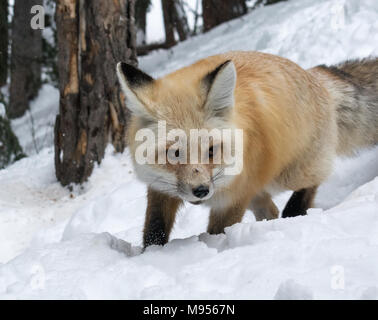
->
[0,115,25,168]
[135,0,150,46]
[202,0,247,32]
[54,0,137,186]
[0,0,8,87]
[161,0,176,47]
[8,0,42,118]
[136,41,170,56]
[172,0,189,42]
[162,0,190,47]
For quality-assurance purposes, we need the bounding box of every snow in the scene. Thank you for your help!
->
[1,0,378,299]
[0,102,5,118]
[141,0,378,76]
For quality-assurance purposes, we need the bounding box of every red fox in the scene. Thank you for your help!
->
[116,51,378,247]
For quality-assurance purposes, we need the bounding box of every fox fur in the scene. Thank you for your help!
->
[116,51,378,247]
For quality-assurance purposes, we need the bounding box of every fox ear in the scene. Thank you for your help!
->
[116,62,154,117]
[203,60,236,117]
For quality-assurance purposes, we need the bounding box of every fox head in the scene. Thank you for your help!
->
[116,60,241,203]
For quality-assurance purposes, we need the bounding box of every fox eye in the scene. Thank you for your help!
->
[208,146,214,158]
[166,149,180,158]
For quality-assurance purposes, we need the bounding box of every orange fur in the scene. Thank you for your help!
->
[119,51,362,245]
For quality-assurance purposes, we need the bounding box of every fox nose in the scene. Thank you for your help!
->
[192,185,209,199]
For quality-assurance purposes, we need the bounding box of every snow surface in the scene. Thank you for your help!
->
[1,0,378,299]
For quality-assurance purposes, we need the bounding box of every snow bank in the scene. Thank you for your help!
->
[0,171,377,299]
[0,0,377,299]
[140,0,378,76]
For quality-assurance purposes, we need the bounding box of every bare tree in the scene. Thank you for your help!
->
[135,0,151,46]
[172,0,190,42]
[54,0,137,186]
[0,0,8,87]
[161,0,176,47]
[8,0,42,119]
[192,0,201,35]
[161,0,190,48]
[202,0,247,32]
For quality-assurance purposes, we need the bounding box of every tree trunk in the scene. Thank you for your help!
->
[0,0,8,87]
[202,0,247,32]
[162,0,190,47]
[172,0,189,42]
[42,0,59,87]
[0,92,25,168]
[8,0,42,119]
[135,0,150,46]
[0,115,25,168]
[54,0,137,186]
[161,0,176,47]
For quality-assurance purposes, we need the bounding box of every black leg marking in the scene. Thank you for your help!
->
[282,186,317,218]
[143,188,181,249]
[143,214,167,248]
